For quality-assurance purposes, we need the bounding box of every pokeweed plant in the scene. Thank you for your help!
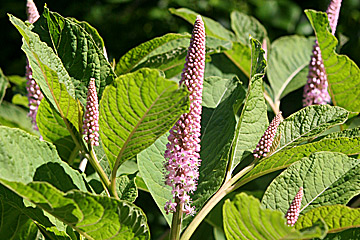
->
[1,1,360,239]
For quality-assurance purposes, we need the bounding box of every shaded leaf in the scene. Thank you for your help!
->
[261,152,360,215]
[116,174,138,202]
[223,193,327,240]
[224,42,252,78]
[0,68,8,104]
[306,10,360,113]
[99,68,189,169]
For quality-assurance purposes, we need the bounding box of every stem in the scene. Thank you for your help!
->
[180,163,255,240]
[87,146,117,198]
[264,90,280,115]
[110,168,120,199]
[170,198,183,240]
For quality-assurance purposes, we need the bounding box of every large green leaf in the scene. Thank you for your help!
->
[224,42,252,78]
[238,136,360,187]
[137,134,172,225]
[0,68,8,104]
[223,193,327,240]
[322,228,360,240]
[306,10,360,113]
[37,98,79,163]
[0,180,150,240]
[9,14,82,133]
[230,38,268,170]
[169,8,236,42]
[267,35,315,101]
[230,11,267,46]
[276,105,348,151]
[0,126,87,192]
[261,152,360,215]
[296,205,360,234]
[99,68,189,169]
[33,7,114,105]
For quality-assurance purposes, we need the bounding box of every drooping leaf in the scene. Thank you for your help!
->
[296,205,360,234]
[261,152,360,215]
[99,68,189,169]
[230,11,267,46]
[137,133,172,226]
[306,10,360,113]
[0,68,8,104]
[230,37,268,170]
[267,35,315,101]
[0,126,87,192]
[33,7,114,105]
[223,193,327,240]
[37,98,80,163]
[169,8,237,42]
[276,105,349,150]
[0,180,150,240]
[9,14,82,132]
[238,136,360,187]
[0,101,37,135]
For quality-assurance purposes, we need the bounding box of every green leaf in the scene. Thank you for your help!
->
[12,93,29,108]
[261,152,360,215]
[324,127,360,138]
[230,11,267,46]
[9,14,82,132]
[223,193,327,240]
[99,68,189,169]
[230,38,268,170]
[33,7,114,104]
[267,35,315,101]
[0,68,8,104]
[224,42,252,78]
[322,228,360,240]
[239,136,360,187]
[306,10,360,113]
[0,180,150,240]
[116,174,138,202]
[37,98,80,163]
[115,33,190,76]
[0,126,87,192]
[69,18,105,50]
[277,105,349,150]
[296,205,360,234]
[0,101,37,135]
[138,134,172,226]
[169,8,236,42]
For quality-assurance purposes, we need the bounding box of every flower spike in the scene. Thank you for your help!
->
[163,15,206,216]
[253,112,282,159]
[285,187,303,226]
[303,0,342,106]
[25,0,43,131]
[83,78,100,147]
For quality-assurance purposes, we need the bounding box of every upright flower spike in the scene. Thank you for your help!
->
[83,78,100,147]
[285,187,303,226]
[25,0,43,131]
[163,15,205,216]
[303,0,342,106]
[253,112,282,159]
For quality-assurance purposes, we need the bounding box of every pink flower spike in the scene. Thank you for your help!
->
[83,78,100,147]
[326,0,342,35]
[163,15,205,216]
[253,112,282,159]
[26,0,40,24]
[285,187,304,226]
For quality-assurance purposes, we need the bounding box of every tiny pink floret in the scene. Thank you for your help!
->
[83,78,100,147]
[285,187,303,226]
[253,112,282,159]
[164,15,206,216]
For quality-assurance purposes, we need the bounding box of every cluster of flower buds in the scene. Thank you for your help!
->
[303,0,342,106]
[285,187,304,226]
[163,15,206,216]
[25,0,42,130]
[83,78,100,147]
[253,112,282,159]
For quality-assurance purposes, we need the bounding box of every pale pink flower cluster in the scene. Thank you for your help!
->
[253,112,282,159]
[25,0,42,130]
[83,78,99,146]
[303,0,342,106]
[285,187,303,226]
[164,16,205,216]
